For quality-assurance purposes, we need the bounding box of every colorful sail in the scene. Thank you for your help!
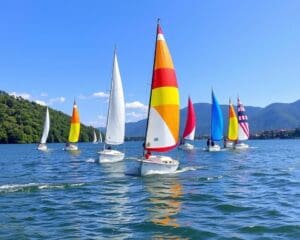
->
[40,107,50,144]
[105,51,125,145]
[237,97,249,140]
[227,100,238,141]
[211,91,223,141]
[68,101,80,143]
[182,97,196,140]
[145,22,180,152]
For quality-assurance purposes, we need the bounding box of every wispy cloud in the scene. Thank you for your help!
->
[48,97,66,105]
[125,101,148,111]
[126,111,147,122]
[9,92,31,100]
[92,92,109,98]
[35,100,47,106]
[40,92,48,97]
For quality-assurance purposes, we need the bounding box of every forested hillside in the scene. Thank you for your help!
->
[0,91,98,143]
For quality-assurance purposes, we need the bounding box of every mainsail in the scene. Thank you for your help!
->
[93,130,97,143]
[40,107,50,144]
[237,97,249,140]
[211,91,223,141]
[68,102,80,143]
[227,100,238,141]
[104,51,125,145]
[145,22,180,152]
[182,97,196,141]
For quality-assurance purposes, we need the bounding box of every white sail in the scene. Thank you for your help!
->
[105,52,125,145]
[40,107,50,144]
[99,131,102,143]
[93,130,97,143]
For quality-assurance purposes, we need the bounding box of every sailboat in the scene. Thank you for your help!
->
[99,49,125,163]
[65,101,80,151]
[179,97,196,150]
[207,90,224,152]
[92,130,98,144]
[37,107,50,151]
[140,20,180,176]
[235,97,250,149]
[99,131,102,143]
[225,99,238,148]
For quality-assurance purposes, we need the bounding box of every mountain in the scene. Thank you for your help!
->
[125,100,300,137]
[0,91,98,143]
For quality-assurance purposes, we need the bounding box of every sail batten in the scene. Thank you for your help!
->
[145,23,180,152]
[104,52,125,145]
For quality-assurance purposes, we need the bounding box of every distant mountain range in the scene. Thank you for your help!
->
[125,100,300,137]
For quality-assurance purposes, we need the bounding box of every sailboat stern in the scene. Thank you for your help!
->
[141,155,179,176]
[99,149,124,163]
[37,143,48,151]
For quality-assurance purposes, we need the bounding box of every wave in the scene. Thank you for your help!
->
[0,182,85,193]
[86,158,97,163]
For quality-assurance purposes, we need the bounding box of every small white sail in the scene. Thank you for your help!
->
[105,52,125,145]
[40,107,50,144]
[99,131,102,143]
[93,130,97,143]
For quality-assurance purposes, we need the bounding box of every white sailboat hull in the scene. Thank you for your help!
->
[179,142,194,151]
[141,156,179,176]
[37,143,47,151]
[64,144,78,151]
[234,142,249,150]
[99,149,124,163]
[207,144,221,152]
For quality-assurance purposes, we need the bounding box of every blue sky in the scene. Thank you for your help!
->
[0,0,299,127]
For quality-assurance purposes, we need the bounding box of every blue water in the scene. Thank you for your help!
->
[0,140,299,239]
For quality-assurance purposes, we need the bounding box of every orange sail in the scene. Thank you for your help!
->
[68,101,80,143]
[145,22,180,152]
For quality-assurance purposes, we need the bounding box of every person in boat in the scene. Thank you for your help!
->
[145,150,151,159]
[107,145,112,150]
[207,138,211,147]
[223,137,227,148]
[211,140,215,146]
[180,138,185,145]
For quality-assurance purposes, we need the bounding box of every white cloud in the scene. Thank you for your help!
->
[9,92,31,100]
[40,92,48,97]
[125,101,148,111]
[92,92,109,98]
[126,111,147,122]
[48,97,66,105]
[35,100,47,106]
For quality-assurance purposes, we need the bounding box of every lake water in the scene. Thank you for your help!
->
[0,140,299,239]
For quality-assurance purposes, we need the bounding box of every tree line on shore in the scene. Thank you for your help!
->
[0,91,98,144]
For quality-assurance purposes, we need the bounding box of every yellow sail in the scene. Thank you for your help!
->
[227,101,238,141]
[68,102,80,143]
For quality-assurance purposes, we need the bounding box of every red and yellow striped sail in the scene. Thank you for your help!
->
[145,23,180,152]
[68,102,80,143]
[227,100,238,141]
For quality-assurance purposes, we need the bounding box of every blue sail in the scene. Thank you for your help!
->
[211,91,224,141]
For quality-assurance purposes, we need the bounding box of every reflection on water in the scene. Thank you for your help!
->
[144,176,183,228]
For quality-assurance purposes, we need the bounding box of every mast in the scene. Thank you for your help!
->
[143,19,160,155]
